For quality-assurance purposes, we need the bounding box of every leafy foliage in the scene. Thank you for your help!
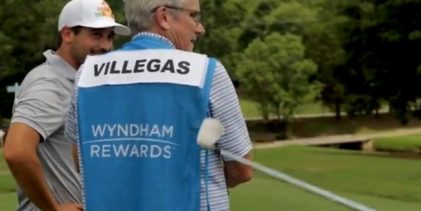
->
[237,33,317,123]
[1,0,421,124]
[339,0,421,122]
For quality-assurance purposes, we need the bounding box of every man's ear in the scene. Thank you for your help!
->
[60,27,75,43]
[153,7,171,30]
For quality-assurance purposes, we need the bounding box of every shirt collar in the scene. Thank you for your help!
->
[43,50,76,81]
[132,32,175,48]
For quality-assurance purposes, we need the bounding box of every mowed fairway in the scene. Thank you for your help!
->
[2,145,421,210]
[230,146,421,211]
[0,150,17,211]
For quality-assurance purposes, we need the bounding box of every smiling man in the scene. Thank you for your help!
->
[66,0,253,210]
[3,0,129,211]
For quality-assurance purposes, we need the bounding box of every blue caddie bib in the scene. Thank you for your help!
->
[77,45,216,211]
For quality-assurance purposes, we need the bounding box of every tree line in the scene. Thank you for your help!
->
[197,0,421,125]
[1,0,420,125]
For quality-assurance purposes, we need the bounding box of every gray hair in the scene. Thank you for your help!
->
[124,0,185,34]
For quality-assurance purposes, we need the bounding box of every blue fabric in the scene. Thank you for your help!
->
[77,34,216,211]
[204,58,217,211]
[121,33,174,50]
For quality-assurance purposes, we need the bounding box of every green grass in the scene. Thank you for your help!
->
[239,99,262,118]
[0,156,9,174]
[0,192,17,211]
[230,146,421,211]
[295,101,327,115]
[0,150,17,211]
[230,175,350,211]
[239,98,326,119]
[374,134,421,151]
[2,145,421,210]
[0,174,16,194]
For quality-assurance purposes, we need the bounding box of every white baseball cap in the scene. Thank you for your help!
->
[58,0,131,36]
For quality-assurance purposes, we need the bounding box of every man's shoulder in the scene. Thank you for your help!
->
[25,61,60,80]
[23,59,71,85]
[18,61,69,96]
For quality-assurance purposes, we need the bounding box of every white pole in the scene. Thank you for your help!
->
[220,150,376,211]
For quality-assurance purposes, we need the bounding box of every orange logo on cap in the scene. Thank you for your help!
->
[95,1,115,19]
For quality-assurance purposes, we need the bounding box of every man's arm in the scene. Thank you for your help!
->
[3,123,81,211]
[209,60,253,188]
[224,153,253,188]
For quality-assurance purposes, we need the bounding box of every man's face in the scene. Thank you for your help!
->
[70,27,114,67]
[167,0,205,51]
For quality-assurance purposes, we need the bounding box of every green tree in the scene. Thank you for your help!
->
[196,0,248,74]
[237,33,317,134]
[0,0,129,117]
[302,0,349,119]
[0,0,67,79]
[337,1,383,117]
[239,0,350,119]
[0,0,67,117]
[338,0,421,122]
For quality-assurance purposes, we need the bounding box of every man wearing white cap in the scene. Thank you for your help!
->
[3,0,130,210]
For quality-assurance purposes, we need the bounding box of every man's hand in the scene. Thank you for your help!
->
[224,153,253,188]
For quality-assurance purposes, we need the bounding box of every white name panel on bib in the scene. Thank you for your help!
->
[78,49,208,88]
